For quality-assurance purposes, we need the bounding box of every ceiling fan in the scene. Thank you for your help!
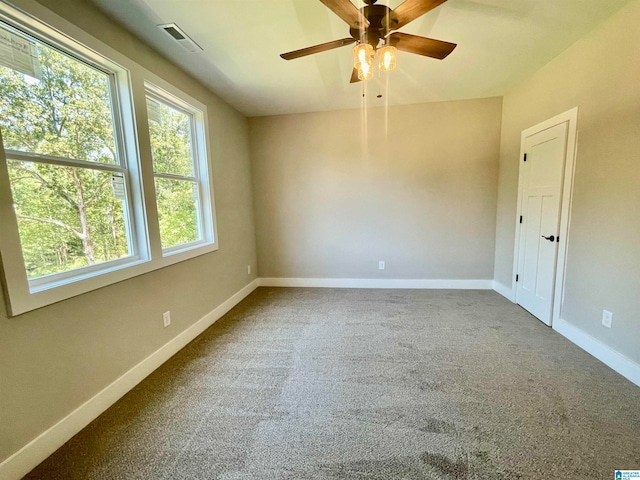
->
[280,0,457,83]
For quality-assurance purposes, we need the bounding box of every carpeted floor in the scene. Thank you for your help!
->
[25,288,640,479]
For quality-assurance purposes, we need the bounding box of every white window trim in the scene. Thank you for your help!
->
[0,1,218,316]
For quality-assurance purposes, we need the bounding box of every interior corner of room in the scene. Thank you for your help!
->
[0,0,639,478]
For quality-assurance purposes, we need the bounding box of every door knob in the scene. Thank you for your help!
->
[541,235,555,242]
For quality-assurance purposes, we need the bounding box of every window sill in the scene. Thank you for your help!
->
[2,241,218,316]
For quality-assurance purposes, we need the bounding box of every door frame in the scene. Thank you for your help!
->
[511,107,578,326]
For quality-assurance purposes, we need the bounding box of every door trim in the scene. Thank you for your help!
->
[511,107,578,326]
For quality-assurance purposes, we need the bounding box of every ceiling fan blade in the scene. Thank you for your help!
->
[388,32,456,59]
[280,37,356,60]
[350,68,362,83]
[383,0,448,32]
[319,0,370,30]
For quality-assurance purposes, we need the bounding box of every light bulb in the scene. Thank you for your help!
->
[359,49,367,65]
[357,61,373,81]
[378,45,397,72]
[353,43,374,71]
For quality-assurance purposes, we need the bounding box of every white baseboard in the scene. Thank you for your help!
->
[259,277,493,289]
[553,317,640,388]
[492,280,515,302]
[0,279,260,480]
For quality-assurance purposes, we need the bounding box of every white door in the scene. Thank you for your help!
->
[516,122,568,325]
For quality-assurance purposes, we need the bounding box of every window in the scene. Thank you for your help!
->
[0,5,218,316]
[145,86,213,253]
[0,20,141,287]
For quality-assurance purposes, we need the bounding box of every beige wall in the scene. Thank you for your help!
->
[250,98,502,280]
[494,0,640,362]
[0,0,257,463]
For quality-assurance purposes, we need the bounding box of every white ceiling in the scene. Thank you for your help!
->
[90,0,630,117]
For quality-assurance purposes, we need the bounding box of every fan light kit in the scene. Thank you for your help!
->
[281,0,457,83]
[352,43,396,80]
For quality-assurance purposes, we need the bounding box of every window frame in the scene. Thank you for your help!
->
[144,83,216,256]
[0,2,218,316]
[0,28,144,288]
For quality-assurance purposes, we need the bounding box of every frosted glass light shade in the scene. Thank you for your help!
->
[378,45,397,71]
[353,43,374,71]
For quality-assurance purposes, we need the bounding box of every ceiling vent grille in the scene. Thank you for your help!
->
[157,23,202,52]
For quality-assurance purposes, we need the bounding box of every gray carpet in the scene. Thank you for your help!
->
[25,288,640,479]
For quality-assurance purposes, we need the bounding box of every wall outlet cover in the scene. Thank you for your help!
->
[163,311,171,328]
[602,309,612,328]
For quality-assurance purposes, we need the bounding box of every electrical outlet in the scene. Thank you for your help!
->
[602,310,612,328]
[379,261,385,270]
[247,265,251,275]
[163,311,171,328]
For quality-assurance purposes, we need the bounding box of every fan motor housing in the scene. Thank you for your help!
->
[349,4,393,48]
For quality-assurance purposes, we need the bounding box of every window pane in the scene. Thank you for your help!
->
[0,24,118,164]
[7,160,132,279]
[155,177,201,249]
[147,97,195,177]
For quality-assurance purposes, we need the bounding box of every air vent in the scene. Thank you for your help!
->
[157,23,202,52]
[163,26,184,40]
